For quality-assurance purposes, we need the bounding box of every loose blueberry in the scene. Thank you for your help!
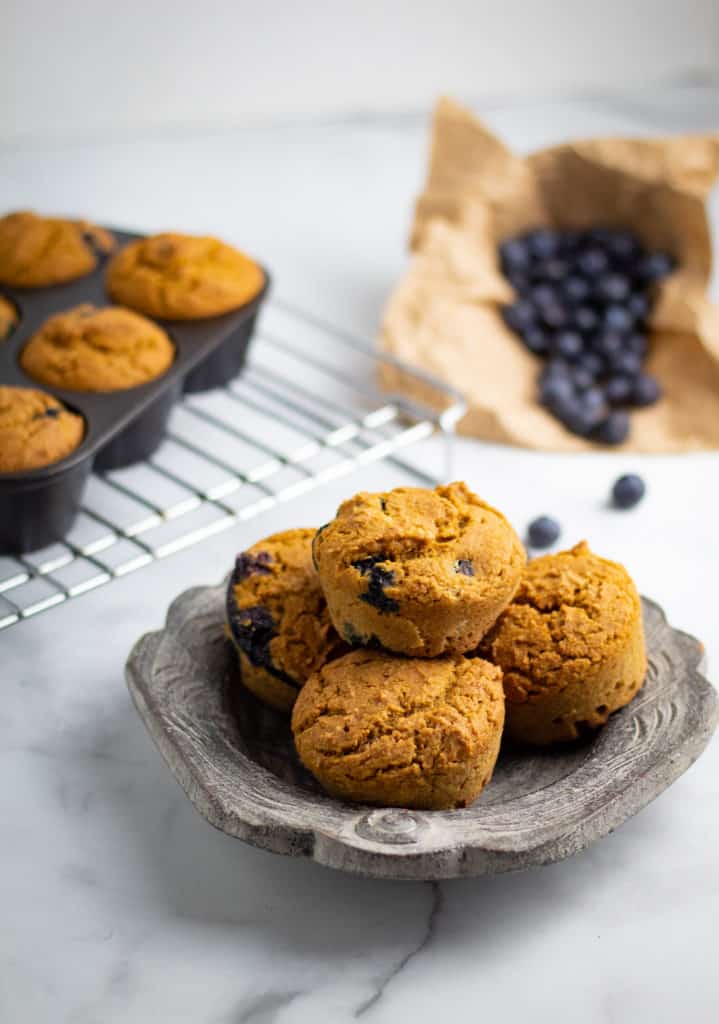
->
[562,275,592,304]
[529,283,558,308]
[571,366,595,391]
[626,332,649,357]
[558,397,599,436]
[594,331,624,359]
[612,473,646,509]
[604,375,634,405]
[632,374,662,407]
[500,238,531,271]
[579,351,605,377]
[594,410,630,445]
[527,516,561,549]
[540,374,575,409]
[637,252,675,283]
[553,330,584,360]
[527,229,561,260]
[507,270,531,293]
[540,258,569,282]
[627,293,650,322]
[608,350,643,377]
[539,304,568,330]
[597,273,631,303]
[582,387,607,416]
[502,300,536,333]
[603,305,635,333]
[522,326,549,355]
[572,306,600,334]
[577,247,611,276]
[606,231,643,263]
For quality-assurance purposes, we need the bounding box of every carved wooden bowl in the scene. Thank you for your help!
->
[126,582,718,880]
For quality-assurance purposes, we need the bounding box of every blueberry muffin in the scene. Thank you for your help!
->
[20,304,174,391]
[313,481,525,657]
[226,528,345,713]
[0,296,17,340]
[107,232,264,320]
[480,541,646,745]
[0,211,114,287]
[0,386,84,472]
[292,648,505,810]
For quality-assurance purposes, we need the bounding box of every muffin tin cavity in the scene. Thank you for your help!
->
[0,225,269,553]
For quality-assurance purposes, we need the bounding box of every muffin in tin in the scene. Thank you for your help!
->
[292,648,505,810]
[0,296,18,341]
[107,232,264,320]
[226,528,346,713]
[0,211,114,288]
[20,304,174,392]
[0,386,84,473]
[313,481,526,657]
[480,541,647,745]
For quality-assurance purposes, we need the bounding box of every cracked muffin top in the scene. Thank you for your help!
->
[479,541,646,744]
[20,304,174,392]
[0,210,114,288]
[0,386,84,473]
[226,528,345,707]
[313,481,526,657]
[292,648,505,810]
[106,232,264,320]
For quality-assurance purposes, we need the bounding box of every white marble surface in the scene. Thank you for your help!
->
[2,86,719,1023]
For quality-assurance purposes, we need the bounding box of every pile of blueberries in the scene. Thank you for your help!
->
[499,227,674,444]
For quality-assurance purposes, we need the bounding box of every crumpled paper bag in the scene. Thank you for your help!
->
[379,97,719,451]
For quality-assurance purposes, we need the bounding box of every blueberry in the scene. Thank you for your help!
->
[540,374,575,409]
[627,293,650,322]
[573,306,600,334]
[582,387,607,416]
[500,238,531,271]
[529,283,558,308]
[606,230,642,263]
[507,270,531,293]
[594,331,624,359]
[594,411,630,445]
[604,375,634,405]
[527,516,561,549]
[562,275,592,304]
[626,332,649,357]
[612,473,646,509]
[603,305,635,333]
[522,326,549,355]
[540,304,568,330]
[585,227,614,247]
[354,557,399,613]
[541,357,573,381]
[540,258,569,282]
[558,397,599,436]
[234,550,273,580]
[579,351,604,377]
[230,605,278,669]
[502,300,536,333]
[632,374,662,407]
[454,559,475,576]
[527,229,561,260]
[637,252,675,283]
[597,273,631,303]
[571,366,595,391]
[553,330,584,360]
[577,247,611,276]
[608,350,643,377]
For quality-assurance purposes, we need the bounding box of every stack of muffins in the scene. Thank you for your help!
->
[0,210,264,473]
[226,481,647,810]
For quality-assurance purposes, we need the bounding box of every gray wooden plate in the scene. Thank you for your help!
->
[126,582,718,880]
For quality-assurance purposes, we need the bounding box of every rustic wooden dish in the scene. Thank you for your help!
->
[126,582,718,880]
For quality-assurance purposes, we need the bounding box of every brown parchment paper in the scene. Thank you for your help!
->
[379,97,719,451]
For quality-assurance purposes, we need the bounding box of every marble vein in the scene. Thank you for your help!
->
[354,881,443,1018]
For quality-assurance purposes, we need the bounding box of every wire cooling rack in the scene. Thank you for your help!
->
[0,299,464,631]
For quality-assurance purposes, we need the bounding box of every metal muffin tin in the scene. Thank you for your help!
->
[0,227,269,553]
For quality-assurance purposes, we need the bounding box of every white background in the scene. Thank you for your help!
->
[2,0,719,140]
